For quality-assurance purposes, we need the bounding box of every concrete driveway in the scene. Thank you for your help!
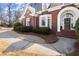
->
[0,27,45,43]
[0,27,76,55]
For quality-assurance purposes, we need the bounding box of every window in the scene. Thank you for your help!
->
[41,17,46,26]
[26,18,31,26]
[26,21,30,26]
[39,16,46,27]
[39,14,52,29]
[42,19,45,26]
[65,13,73,18]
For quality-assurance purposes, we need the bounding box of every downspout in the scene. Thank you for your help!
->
[35,16,36,28]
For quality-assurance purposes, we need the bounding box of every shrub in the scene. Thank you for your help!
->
[14,22,22,27]
[33,27,51,35]
[20,26,33,32]
[13,22,23,31]
[14,22,51,34]
[75,18,79,39]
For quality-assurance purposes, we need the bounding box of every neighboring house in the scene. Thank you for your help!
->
[19,3,79,38]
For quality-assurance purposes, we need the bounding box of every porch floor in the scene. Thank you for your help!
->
[56,30,76,39]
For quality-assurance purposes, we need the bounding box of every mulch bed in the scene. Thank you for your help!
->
[67,40,79,56]
[74,40,79,50]
[16,32,58,44]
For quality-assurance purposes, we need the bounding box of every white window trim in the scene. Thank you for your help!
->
[39,14,52,29]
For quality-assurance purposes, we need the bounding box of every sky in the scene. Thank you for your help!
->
[0,3,39,22]
[0,3,26,21]
[0,3,39,23]
[0,3,26,11]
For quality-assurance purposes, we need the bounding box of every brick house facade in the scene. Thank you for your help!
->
[19,3,79,38]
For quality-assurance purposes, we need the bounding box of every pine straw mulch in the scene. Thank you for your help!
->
[66,40,79,56]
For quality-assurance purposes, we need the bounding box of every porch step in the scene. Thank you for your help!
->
[56,30,76,39]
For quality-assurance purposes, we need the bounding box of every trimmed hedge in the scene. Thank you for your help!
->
[75,18,79,39]
[14,22,33,32]
[20,26,33,32]
[14,22,23,31]
[14,22,22,27]
[33,27,51,35]
[14,22,51,35]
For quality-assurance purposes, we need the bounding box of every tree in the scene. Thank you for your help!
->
[0,13,3,25]
[7,3,12,27]
[75,18,79,39]
[14,10,21,22]
[14,3,26,23]
[7,3,26,26]
[0,12,7,26]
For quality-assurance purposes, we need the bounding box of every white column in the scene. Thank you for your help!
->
[57,17,61,32]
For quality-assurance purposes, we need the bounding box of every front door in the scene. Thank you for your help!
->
[64,18,71,30]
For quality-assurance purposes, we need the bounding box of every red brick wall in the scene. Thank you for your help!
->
[22,4,77,38]
[50,9,60,34]
[49,4,77,34]
[48,4,77,38]
[31,16,36,28]
[26,16,36,28]
[36,16,39,28]
[36,9,61,34]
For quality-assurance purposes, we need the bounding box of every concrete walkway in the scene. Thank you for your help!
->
[42,37,76,53]
[3,37,76,54]
[0,27,76,55]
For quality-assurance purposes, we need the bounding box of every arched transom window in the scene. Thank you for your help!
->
[60,11,74,30]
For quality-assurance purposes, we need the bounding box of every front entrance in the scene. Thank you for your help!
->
[64,18,71,30]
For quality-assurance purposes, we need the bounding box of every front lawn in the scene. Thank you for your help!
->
[0,40,9,52]
[4,50,47,56]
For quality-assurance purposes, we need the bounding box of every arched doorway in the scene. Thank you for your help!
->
[64,13,73,30]
[57,7,79,32]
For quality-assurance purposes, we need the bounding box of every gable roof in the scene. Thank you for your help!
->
[19,3,75,20]
[36,3,74,14]
[22,5,35,16]
[19,5,35,20]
